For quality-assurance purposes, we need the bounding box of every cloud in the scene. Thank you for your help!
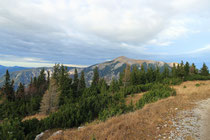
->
[0,0,210,66]
[189,45,210,54]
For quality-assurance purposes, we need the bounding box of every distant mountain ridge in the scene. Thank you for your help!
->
[0,65,30,77]
[0,56,177,89]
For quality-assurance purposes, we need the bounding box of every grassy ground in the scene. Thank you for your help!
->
[44,80,210,140]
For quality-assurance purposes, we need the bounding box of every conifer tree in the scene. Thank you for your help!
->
[184,62,190,76]
[189,63,197,74]
[122,64,131,86]
[16,82,25,99]
[92,67,99,87]
[38,68,46,86]
[109,78,119,93]
[177,61,185,78]
[155,66,161,82]
[201,63,209,76]
[146,66,155,83]
[139,64,146,84]
[162,65,170,78]
[130,65,139,85]
[2,70,15,101]
[172,63,177,77]
[73,68,79,97]
[78,71,86,95]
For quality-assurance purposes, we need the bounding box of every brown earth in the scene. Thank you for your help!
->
[42,81,210,140]
[22,114,48,121]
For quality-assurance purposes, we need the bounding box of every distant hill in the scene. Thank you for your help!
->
[0,56,177,89]
[0,65,29,77]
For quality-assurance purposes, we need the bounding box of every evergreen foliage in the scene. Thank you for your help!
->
[201,63,209,76]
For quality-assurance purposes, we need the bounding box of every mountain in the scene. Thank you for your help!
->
[82,56,177,85]
[0,56,177,89]
[0,65,30,77]
[0,67,81,89]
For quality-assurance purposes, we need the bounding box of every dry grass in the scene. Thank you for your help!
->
[22,114,48,121]
[46,80,210,140]
[125,92,145,105]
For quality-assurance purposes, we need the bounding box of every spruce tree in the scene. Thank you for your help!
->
[38,68,46,86]
[190,63,197,74]
[78,71,86,94]
[130,65,139,85]
[16,82,25,99]
[184,62,190,76]
[162,65,169,78]
[73,68,79,97]
[155,66,161,82]
[92,67,99,87]
[172,63,177,77]
[201,63,209,76]
[122,64,131,86]
[139,64,146,84]
[3,70,15,101]
[109,78,119,93]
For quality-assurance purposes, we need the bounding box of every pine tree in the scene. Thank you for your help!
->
[16,82,25,99]
[139,64,146,84]
[38,68,46,86]
[177,61,185,78]
[201,63,209,76]
[155,66,162,82]
[162,65,169,78]
[190,63,197,74]
[184,62,190,76]
[130,65,139,85]
[73,68,79,97]
[146,66,155,83]
[78,71,86,95]
[122,64,131,86]
[52,64,60,81]
[2,70,15,101]
[92,67,99,87]
[172,63,177,77]
[109,78,119,93]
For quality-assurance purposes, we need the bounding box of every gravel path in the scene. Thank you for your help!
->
[170,98,210,140]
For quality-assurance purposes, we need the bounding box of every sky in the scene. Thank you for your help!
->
[1,0,210,68]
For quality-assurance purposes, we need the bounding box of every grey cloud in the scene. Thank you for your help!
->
[0,0,210,67]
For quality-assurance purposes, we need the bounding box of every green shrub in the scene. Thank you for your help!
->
[185,75,210,81]
[136,84,176,109]
[195,83,200,87]
[0,118,25,140]
[161,78,182,85]
[121,83,153,96]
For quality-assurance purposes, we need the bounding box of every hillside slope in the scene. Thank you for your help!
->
[46,80,210,140]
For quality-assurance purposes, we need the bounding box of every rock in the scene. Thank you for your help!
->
[78,126,84,130]
[35,132,44,140]
[51,130,63,137]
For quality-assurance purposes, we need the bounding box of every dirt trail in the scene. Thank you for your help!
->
[44,80,210,140]
[195,98,210,140]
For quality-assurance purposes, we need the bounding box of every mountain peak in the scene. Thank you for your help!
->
[114,56,129,61]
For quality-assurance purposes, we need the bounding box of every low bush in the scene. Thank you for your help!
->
[185,75,210,81]
[136,84,176,109]
[121,83,153,96]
